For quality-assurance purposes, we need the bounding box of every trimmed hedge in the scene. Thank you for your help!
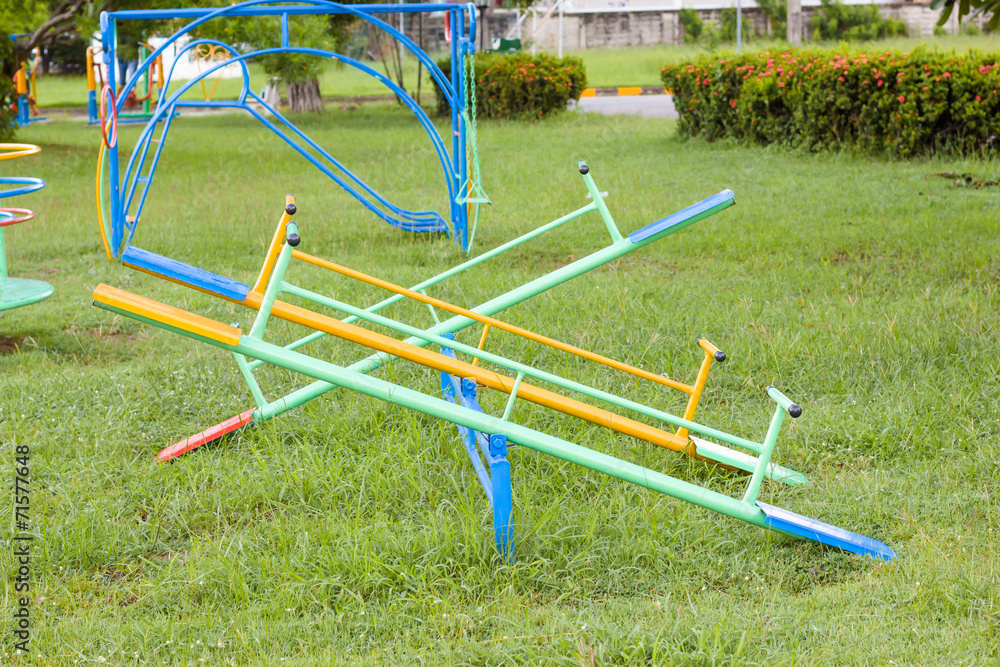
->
[661,48,1000,157]
[436,52,586,120]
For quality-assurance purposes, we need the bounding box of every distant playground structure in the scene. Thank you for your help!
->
[11,47,46,127]
[95,0,488,255]
[0,144,53,311]
[87,43,166,126]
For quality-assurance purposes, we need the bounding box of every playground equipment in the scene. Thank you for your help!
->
[1,144,53,311]
[96,1,488,253]
[12,49,46,127]
[192,43,236,102]
[87,43,166,126]
[91,157,897,561]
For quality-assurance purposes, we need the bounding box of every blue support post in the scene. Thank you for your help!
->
[101,11,124,256]
[489,433,514,561]
[449,8,461,249]
[437,338,512,557]
[455,10,469,250]
[88,89,98,124]
[439,335,493,502]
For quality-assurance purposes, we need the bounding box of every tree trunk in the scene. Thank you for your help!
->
[787,0,802,46]
[287,78,324,113]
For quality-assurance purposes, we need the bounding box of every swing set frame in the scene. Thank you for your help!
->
[97,1,485,258]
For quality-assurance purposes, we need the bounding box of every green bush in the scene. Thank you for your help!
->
[0,39,17,141]
[435,52,586,120]
[810,0,908,41]
[661,47,1000,157]
[757,0,787,36]
[679,9,704,43]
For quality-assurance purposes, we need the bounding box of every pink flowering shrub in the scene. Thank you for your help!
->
[436,53,586,120]
[661,47,1000,157]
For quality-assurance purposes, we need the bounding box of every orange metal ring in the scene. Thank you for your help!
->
[0,208,36,227]
[99,85,118,149]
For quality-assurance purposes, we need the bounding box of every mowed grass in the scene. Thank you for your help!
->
[35,56,450,110]
[1,106,999,665]
[33,33,1000,110]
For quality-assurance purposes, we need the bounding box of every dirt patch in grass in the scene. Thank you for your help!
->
[929,172,1000,189]
[0,335,24,355]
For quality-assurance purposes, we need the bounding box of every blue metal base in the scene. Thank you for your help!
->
[758,501,897,561]
[439,333,514,560]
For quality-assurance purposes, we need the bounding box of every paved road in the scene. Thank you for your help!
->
[574,94,677,119]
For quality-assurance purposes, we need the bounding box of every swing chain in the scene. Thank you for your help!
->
[459,44,490,250]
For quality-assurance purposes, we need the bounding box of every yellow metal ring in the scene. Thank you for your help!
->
[95,141,113,262]
[0,144,41,161]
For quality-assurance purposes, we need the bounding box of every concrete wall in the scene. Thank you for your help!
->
[403,1,986,54]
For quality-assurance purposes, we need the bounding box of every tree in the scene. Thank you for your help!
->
[756,0,787,36]
[1,1,155,136]
[187,1,370,113]
[0,36,18,140]
[931,0,999,30]
[1,1,172,85]
[2,0,89,80]
[188,9,332,113]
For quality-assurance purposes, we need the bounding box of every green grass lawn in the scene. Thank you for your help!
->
[35,56,450,110]
[2,105,1000,664]
[34,33,1000,110]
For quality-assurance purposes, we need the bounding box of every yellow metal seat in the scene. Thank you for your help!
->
[92,284,242,346]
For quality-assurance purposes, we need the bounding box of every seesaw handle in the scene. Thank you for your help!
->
[286,222,300,247]
[697,337,727,363]
[284,194,300,246]
[766,385,802,418]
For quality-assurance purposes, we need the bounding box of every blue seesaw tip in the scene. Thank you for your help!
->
[758,502,898,561]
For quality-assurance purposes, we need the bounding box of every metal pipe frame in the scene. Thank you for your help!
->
[157,164,797,479]
[92,282,803,552]
[100,1,479,256]
[91,164,903,560]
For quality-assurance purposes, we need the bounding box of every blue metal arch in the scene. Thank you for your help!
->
[123,39,445,232]
[119,47,456,250]
[111,1,462,113]
[102,1,476,257]
[159,38,252,107]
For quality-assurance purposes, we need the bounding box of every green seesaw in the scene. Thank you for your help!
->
[92,162,897,562]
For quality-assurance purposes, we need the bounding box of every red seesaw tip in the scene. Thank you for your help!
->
[157,409,254,462]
